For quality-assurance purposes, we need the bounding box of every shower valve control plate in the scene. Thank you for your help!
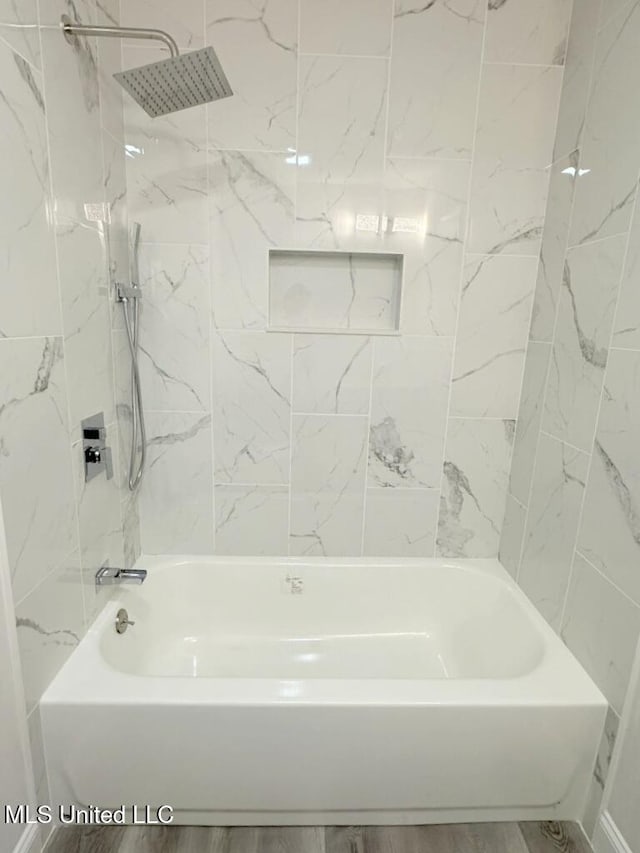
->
[81,412,113,483]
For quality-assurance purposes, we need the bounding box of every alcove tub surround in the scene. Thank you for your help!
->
[120,0,573,562]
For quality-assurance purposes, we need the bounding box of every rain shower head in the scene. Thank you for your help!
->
[61,16,233,118]
[114,48,232,118]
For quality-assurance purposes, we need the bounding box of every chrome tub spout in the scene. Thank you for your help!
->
[96,567,147,586]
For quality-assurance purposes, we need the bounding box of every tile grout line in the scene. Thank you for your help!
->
[434,0,489,558]
[204,0,217,558]
[359,337,376,557]
[502,45,570,561]
[287,334,295,557]
[286,0,302,558]
[35,4,86,632]
[575,547,640,612]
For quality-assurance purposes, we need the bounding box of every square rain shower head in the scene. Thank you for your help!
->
[114,46,233,118]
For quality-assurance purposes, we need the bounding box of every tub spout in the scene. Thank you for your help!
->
[96,566,147,586]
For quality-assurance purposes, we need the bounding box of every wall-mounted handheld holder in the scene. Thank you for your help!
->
[82,412,113,483]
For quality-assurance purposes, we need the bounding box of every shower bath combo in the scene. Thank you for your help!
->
[60,15,233,490]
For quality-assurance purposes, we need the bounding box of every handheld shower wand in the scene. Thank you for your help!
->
[119,223,146,490]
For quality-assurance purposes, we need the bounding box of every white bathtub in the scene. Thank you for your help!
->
[41,556,606,826]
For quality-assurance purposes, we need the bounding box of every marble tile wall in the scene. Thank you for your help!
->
[498,0,640,836]
[120,0,570,561]
[0,0,137,837]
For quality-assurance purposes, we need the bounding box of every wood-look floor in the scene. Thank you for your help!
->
[46,821,593,853]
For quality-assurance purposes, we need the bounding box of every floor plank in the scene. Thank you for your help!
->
[44,822,592,853]
[325,823,530,853]
[222,828,325,853]
[519,822,593,853]
[118,825,214,853]
[46,826,127,853]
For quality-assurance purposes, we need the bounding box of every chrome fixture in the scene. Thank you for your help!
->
[115,608,135,634]
[60,15,233,118]
[118,222,146,491]
[96,566,147,586]
[81,412,113,483]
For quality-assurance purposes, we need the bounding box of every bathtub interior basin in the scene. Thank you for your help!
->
[41,556,607,827]
[100,558,545,680]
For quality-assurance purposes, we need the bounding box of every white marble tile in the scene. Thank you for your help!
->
[121,492,141,571]
[71,424,124,626]
[290,414,367,556]
[598,0,636,35]
[121,0,205,49]
[437,418,514,558]
[123,46,208,244]
[530,152,579,343]
[270,252,400,333]
[468,162,551,258]
[0,338,78,603]
[583,706,619,838]
[0,0,40,67]
[450,255,537,418]
[39,3,104,225]
[562,552,640,713]
[0,41,60,338]
[294,180,386,252]
[485,0,573,65]
[300,0,392,56]
[112,329,133,483]
[209,151,295,330]
[15,551,84,713]
[543,234,626,453]
[568,5,640,246]
[95,0,125,142]
[102,129,128,262]
[298,54,387,188]
[499,493,527,578]
[212,330,291,485]
[613,192,640,349]
[578,349,640,605]
[56,217,115,434]
[139,412,214,554]
[519,433,589,629]
[388,158,469,337]
[468,64,563,256]
[137,242,211,412]
[363,488,439,558]
[37,0,94,26]
[475,58,564,189]
[509,341,552,506]
[293,158,469,338]
[293,335,372,415]
[215,484,289,556]
[553,0,603,161]
[205,0,297,151]
[369,337,453,489]
[387,0,484,159]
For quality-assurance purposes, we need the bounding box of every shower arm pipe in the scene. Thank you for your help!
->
[60,16,180,58]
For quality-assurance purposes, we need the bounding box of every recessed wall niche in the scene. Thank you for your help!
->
[268,250,403,334]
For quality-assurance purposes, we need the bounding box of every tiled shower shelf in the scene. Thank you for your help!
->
[268,249,403,335]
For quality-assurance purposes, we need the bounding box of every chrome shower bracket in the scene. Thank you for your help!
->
[116,283,142,303]
[60,15,180,57]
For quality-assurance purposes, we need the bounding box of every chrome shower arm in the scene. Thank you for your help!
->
[61,15,180,58]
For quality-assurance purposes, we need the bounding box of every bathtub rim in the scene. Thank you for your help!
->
[42,556,607,711]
